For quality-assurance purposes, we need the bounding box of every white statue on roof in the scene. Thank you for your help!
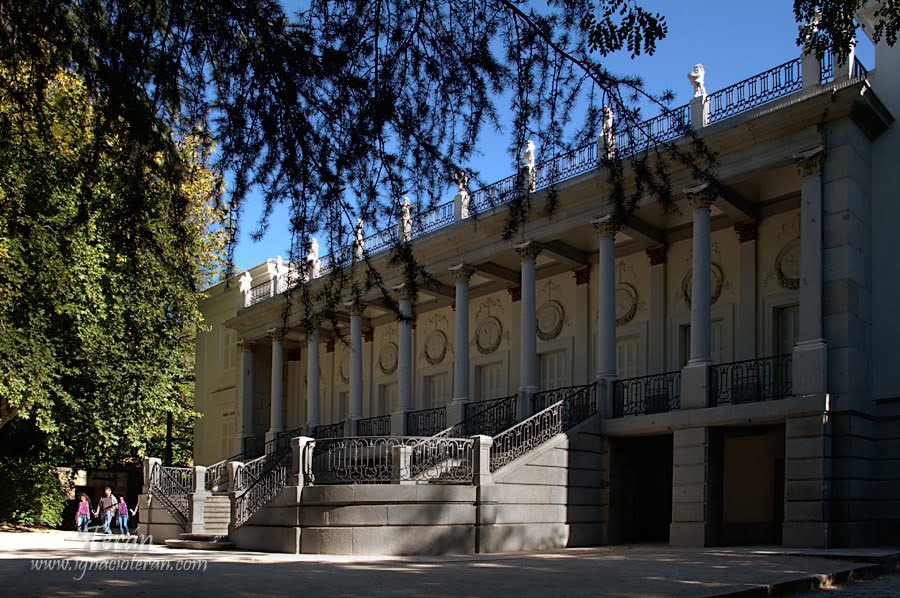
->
[400,197,412,242]
[353,218,365,261]
[454,170,470,219]
[238,271,253,307]
[688,64,706,98]
[521,140,536,171]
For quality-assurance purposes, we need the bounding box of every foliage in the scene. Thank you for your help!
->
[0,63,226,469]
[0,420,67,527]
[796,0,900,65]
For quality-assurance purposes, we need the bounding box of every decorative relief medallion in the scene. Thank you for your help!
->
[775,239,801,290]
[424,330,448,365]
[474,316,503,355]
[338,354,351,384]
[681,263,724,308]
[615,284,638,326]
[378,342,398,375]
[536,301,565,341]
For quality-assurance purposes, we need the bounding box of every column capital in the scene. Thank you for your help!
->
[684,182,716,209]
[514,241,543,259]
[238,339,256,353]
[344,300,366,316]
[645,243,668,266]
[449,263,476,282]
[393,283,415,301]
[572,265,591,285]
[794,145,825,177]
[733,218,759,243]
[591,215,620,238]
[267,328,285,341]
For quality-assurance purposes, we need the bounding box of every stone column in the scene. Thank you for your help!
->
[306,326,321,431]
[514,242,542,419]
[448,264,475,428]
[681,185,715,409]
[346,302,364,435]
[793,147,828,396]
[393,284,413,435]
[646,245,667,374]
[235,340,255,455]
[592,217,618,418]
[670,427,722,547]
[735,220,758,361]
[266,331,284,446]
[189,465,207,535]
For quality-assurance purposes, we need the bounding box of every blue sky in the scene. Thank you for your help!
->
[231,0,873,271]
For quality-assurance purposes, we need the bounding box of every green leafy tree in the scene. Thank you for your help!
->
[0,63,227,494]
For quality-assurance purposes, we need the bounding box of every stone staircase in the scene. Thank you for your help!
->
[164,493,235,550]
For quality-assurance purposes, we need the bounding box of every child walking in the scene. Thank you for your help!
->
[75,493,91,532]
[116,494,130,535]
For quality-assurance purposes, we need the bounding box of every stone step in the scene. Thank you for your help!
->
[165,538,235,550]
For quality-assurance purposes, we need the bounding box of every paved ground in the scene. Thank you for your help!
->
[795,573,900,597]
[1,531,897,597]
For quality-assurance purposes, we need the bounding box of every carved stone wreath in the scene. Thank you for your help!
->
[378,342,398,375]
[775,239,801,290]
[424,330,448,365]
[338,355,351,384]
[474,316,503,355]
[682,263,724,308]
[615,283,638,326]
[536,300,565,341]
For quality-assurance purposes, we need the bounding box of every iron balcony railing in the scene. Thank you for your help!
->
[357,414,391,436]
[707,58,803,124]
[312,421,345,439]
[490,383,596,472]
[406,406,446,437]
[233,445,294,529]
[416,201,455,235]
[612,371,682,418]
[710,354,793,406]
[455,394,518,437]
[532,384,589,414]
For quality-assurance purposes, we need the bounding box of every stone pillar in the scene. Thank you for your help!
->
[646,245,667,373]
[448,264,475,427]
[783,413,833,548]
[394,284,413,435]
[473,435,494,486]
[573,266,591,383]
[306,326,321,430]
[592,217,618,417]
[290,436,316,487]
[735,220,758,361]
[801,48,821,89]
[793,147,828,396]
[391,445,414,484]
[347,302,364,434]
[142,457,161,494]
[670,427,722,547]
[514,242,542,419]
[189,465,207,534]
[681,185,715,409]
[235,340,255,456]
[226,461,241,493]
[266,331,284,446]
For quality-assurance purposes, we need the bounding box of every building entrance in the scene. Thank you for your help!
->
[610,434,673,542]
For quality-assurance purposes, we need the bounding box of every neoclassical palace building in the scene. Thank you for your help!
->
[142,10,900,554]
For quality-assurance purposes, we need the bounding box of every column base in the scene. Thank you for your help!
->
[681,361,711,409]
[594,378,615,419]
[391,410,409,436]
[344,416,360,437]
[517,387,538,420]
[447,399,468,429]
[793,339,828,396]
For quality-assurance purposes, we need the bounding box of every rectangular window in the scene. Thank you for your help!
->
[775,304,800,356]
[538,350,567,391]
[616,336,640,380]
[424,373,450,409]
[475,362,504,401]
[221,328,237,373]
[378,383,399,414]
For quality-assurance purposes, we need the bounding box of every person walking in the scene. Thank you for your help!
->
[75,494,91,533]
[116,494,130,535]
[92,487,118,535]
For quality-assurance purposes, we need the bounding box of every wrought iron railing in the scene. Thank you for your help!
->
[149,464,193,528]
[710,354,793,406]
[312,421,345,439]
[406,406,446,437]
[409,436,474,482]
[205,453,241,492]
[852,56,868,79]
[616,104,691,156]
[364,226,395,254]
[532,384,588,414]
[453,394,518,437]
[469,172,521,212]
[357,414,391,436]
[490,383,597,472]
[820,49,835,83]
[612,371,682,417]
[416,201,455,235]
[707,58,803,124]
[534,142,597,189]
[233,445,294,529]
[249,281,271,305]
[309,436,410,484]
